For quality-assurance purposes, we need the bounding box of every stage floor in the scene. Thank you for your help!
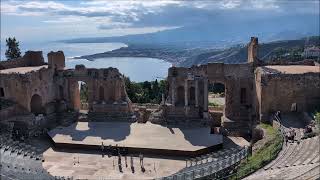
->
[48,121,223,153]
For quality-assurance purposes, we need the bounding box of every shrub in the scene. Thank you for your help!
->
[230,123,283,180]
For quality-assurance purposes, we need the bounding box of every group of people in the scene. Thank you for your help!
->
[101,142,145,173]
[100,143,129,157]
[284,128,296,144]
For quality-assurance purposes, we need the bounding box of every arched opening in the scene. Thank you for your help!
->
[176,86,184,106]
[99,86,105,101]
[78,81,88,110]
[208,82,225,111]
[189,86,195,105]
[0,87,4,97]
[59,85,64,100]
[30,94,43,115]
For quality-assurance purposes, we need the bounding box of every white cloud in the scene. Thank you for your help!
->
[1,0,318,42]
[219,0,242,9]
[250,0,279,10]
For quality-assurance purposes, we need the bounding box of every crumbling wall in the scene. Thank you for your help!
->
[0,66,55,113]
[166,61,255,125]
[256,71,320,121]
[0,51,45,70]
[248,37,258,64]
[55,66,133,114]
[48,51,65,70]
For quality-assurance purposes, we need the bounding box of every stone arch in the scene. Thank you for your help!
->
[30,94,43,115]
[176,86,184,106]
[0,87,4,97]
[99,86,105,101]
[189,86,195,105]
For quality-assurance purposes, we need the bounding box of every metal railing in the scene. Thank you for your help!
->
[158,147,248,180]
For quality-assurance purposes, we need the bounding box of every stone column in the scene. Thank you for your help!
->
[195,79,199,107]
[203,78,209,119]
[203,78,208,111]
[171,78,176,106]
[184,79,188,106]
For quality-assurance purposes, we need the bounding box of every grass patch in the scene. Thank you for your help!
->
[208,102,221,107]
[230,123,283,180]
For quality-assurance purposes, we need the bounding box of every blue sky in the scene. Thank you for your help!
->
[1,0,319,44]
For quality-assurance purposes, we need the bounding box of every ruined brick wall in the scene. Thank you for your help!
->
[166,62,256,123]
[48,51,65,70]
[0,57,26,70]
[248,37,258,64]
[255,69,320,121]
[55,66,132,113]
[0,51,45,70]
[221,64,255,121]
[0,103,29,121]
[0,66,56,113]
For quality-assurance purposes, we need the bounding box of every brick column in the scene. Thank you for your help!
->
[195,79,199,107]
[184,79,188,106]
[171,77,176,106]
[203,78,209,119]
[203,78,208,111]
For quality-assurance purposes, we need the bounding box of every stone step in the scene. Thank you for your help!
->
[297,137,320,165]
[286,139,310,166]
[266,143,292,170]
[292,138,314,166]
[274,143,298,168]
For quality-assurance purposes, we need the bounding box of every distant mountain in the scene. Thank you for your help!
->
[63,14,319,48]
[180,36,320,67]
[76,36,319,67]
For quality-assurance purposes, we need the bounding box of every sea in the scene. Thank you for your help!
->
[0,42,171,82]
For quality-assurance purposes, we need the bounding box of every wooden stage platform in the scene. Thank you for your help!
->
[48,122,223,157]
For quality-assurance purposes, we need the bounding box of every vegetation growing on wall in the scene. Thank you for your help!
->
[230,123,283,180]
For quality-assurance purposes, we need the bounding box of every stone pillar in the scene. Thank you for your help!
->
[161,93,165,105]
[184,79,188,106]
[203,78,208,110]
[195,79,199,107]
[203,78,209,119]
[171,78,176,106]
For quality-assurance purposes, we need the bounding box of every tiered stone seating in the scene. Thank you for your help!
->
[244,112,319,180]
[245,163,320,180]
[0,134,52,180]
[264,136,319,170]
[245,136,320,180]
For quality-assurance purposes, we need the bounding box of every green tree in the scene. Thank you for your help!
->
[123,75,168,104]
[80,83,88,102]
[5,37,21,60]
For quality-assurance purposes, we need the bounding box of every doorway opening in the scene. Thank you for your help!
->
[0,87,4,97]
[30,94,44,115]
[208,82,225,111]
[78,81,88,111]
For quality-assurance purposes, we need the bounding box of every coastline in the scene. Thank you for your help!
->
[72,45,191,65]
